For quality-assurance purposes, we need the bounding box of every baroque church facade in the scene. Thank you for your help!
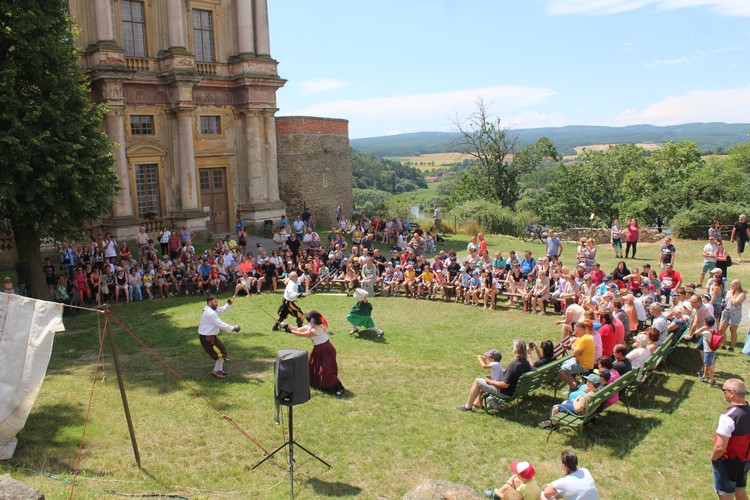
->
[67,0,353,240]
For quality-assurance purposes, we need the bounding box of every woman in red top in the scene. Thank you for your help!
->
[119,241,132,265]
[625,218,640,259]
[597,310,617,357]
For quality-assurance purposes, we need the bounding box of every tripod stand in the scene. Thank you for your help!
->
[251,404,330,499]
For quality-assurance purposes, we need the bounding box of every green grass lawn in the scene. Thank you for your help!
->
[2,235,749,499]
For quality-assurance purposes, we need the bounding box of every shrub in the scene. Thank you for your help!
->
[450,200,528,237]
[353,188,391,218]
[670,202,750,239]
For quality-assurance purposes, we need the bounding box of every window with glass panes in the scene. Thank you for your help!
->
[192,9,215,62]
[130,115,154,135]
[135,164,161,218]
[200,116,221,134]
[121,0,147,57]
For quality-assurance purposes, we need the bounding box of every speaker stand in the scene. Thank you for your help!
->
[251,405,331,499]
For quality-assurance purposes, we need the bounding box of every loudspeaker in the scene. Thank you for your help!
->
[274,349,310,406]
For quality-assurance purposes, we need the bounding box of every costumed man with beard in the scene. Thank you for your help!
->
[273,271,306,331]
[199,295,241,379]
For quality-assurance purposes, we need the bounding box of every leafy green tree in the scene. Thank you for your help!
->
[351,149,426,193]
[0,0,119,297]
[537,144,645,228]
[453,99,520,207]
[452,100,559,210]
[619,141,703,227]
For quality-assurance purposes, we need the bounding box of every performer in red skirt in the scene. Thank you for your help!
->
[283,309,345,396]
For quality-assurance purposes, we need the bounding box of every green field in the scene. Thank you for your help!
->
[1,235,748,498]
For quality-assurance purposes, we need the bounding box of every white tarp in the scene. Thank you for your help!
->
[0,292,63,459]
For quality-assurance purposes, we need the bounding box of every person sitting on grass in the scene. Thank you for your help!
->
[541,450,600,499]
[538,373,602,429]
[457,340,531,413]
[484,460,541,500]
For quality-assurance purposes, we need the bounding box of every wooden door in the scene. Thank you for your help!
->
[199,168,229,234]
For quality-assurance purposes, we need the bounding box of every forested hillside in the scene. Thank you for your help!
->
[351,123,750,157]
[351,149,427,193]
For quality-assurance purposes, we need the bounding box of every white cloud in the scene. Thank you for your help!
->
[297,78,347,95]
[614,84,750,125]
[644,55,699,68]
[643,46,743,68]
[507,111,567,129]
[280,85,555,138]
[547,0,750,16]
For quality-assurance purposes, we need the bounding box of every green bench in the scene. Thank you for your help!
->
[485,355,571,417]
[549,369,637,437]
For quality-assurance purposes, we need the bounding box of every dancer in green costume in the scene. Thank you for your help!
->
[347,288,384,337]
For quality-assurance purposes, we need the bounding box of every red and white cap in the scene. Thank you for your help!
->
[510,461,536,480]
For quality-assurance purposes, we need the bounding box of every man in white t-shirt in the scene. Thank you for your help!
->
[103,232,118,259]
[542,450,599,499]
[433,203,443,234]
[699,236,719,287]
[557,298,585,341]
[650,303,669,343]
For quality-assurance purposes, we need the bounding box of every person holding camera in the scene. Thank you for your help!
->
[198,295,241,379]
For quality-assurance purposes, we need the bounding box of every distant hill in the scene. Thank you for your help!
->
[350,123,750,157]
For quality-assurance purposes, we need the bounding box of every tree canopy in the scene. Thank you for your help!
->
[0,0,119,296]
[351,149,427,194]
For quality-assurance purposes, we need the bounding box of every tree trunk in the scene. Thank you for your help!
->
[11,220,47,300]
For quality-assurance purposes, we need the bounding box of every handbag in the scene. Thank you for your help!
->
[726,255,733,267]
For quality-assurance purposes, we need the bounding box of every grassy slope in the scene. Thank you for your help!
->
[2,235,748,499]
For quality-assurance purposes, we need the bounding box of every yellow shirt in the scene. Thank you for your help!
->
[573,334,596,369]
[517,479,541,500]
[404,269,416,281]
[422,270,434,283]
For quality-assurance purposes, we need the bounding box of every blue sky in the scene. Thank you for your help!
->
[268,0,750,139]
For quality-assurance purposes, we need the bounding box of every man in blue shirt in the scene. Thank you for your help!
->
[520,251,536,278]
[546,229,563,260]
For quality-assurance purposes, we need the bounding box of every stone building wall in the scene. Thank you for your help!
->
[276,117,353,230]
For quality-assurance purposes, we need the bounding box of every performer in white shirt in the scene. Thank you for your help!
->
[273,271,307,331]
[198,295,240,379]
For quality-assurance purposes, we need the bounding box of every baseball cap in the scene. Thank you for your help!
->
[604,274,613,281]
[710,268,723,275]
[484,349,502,361]
[584,373,602,385]
[510,461,536,480]
[257,259,265,265]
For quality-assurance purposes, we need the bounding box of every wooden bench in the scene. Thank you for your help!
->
[549,369,636,437]
[485,355,571,417]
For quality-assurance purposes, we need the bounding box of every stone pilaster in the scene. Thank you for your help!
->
[174,109,199,212]
[236,0,256,56]
[252,0,271,56]
[262,110,281,202]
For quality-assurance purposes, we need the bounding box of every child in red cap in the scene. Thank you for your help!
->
[484,460,541,499]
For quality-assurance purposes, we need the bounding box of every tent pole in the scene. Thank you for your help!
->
[106,315,142,468]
